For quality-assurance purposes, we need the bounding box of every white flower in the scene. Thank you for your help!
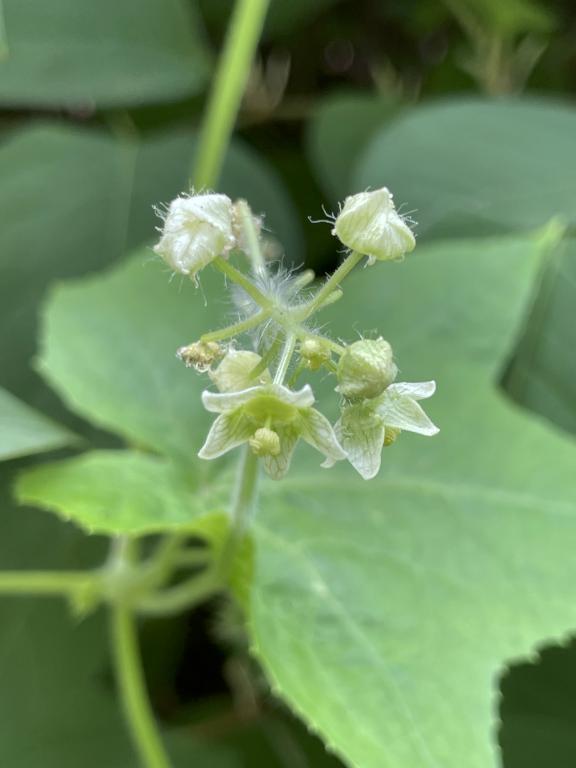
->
[329,381,439,480]
[154,192,235,277]
[209,350,271,392]
[198,383,346,479]
[333,187,416,263]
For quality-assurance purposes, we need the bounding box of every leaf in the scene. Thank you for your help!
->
[0,0,210,107]
[0,386,74,461]
[354,99,576,238]
[16,450,228,535]
[39,254,223,466]
[306,91,399,202]
[244,233,576,768]
[504,237,576,437]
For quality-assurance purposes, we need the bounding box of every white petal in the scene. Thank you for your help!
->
[201,386,262,414]
[198,412,253,459]
[334,411,385,480]
[262,425,300,480]
[300,408,346,465]
[272,383,315,408]
[387,380,436,400]
[377,391,439,436]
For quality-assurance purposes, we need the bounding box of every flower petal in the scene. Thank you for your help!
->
[198,411,253,459]
[201,386,262,414]
[333,406,385,480]
[300,408,346,465]
[272,383,315,408]
[376,390,439,436]
[262,425,300,480]
[387,380,436,400]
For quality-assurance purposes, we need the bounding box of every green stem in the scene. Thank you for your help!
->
[193,0,271,189]
[201,308,271,343]
[236,198,267,275]
[273,333,296,384]
[302,251,363,320]
[219,446,259,581]
[213,256,271,308]
[137,569,221,617]
[111,606,172,768]
[0,571,95,596]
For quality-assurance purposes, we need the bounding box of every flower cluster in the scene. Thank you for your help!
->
[154,187,438,480]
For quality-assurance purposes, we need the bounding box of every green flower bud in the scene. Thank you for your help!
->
[336,337,397,400]
[249,427,281,457]
[333,187,415,263]
[209,350,271,392]
[154,192,235,278]
[299,338,332,371]
[177,340,223,371]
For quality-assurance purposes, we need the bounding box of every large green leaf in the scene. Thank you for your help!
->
[38,254,222,467]
[244,233,576,768]
[0,0,209,107]
[0,386,74,461]
[355,99,576,238]
[16,450,227,535]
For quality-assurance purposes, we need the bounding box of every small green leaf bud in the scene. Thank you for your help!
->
[249,427,281,457]
[336,337,398,400]
[300,338,332,371]
[177,340,223,371]
[333,187,415,263]
[154,192,235,278]
[209,350,272,392]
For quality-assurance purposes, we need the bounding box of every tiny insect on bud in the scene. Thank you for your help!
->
[154,192,235,278]
[333,187,415,263]
[300,338,332,371]
[337,337,397,400]
[209,350,272,392]
[177,341,223,371]
[249,427,281,457]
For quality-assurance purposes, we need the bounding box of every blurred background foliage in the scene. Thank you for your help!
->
[1,0,576,765]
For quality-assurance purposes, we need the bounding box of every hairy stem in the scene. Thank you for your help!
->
[201,308,271,343]
[213,256,271,308]
[193,0,271,189]
[303,251,363,320]
[111,606,171,768]
[273,333,296,384]
[236,198,267,275]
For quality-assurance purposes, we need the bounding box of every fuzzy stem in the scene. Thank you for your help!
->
[213,257,271,308]
[201,308,271,343]
[273,333,296,384]
[236,198,267,275]
[193,0,271,189]
[111,606,171,768]
[302,251,363,320]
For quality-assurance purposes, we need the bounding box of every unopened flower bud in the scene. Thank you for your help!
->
[337,337,397,400]
[384,426,401,446]
[209,350,271,392]
[249,427,281,457]
[154,192,235,278]
[300,338,332,371]
[177,341,223,371]
[333,187,415,263]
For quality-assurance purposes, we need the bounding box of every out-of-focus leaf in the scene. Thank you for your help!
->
[0,386,74,461]
[306,91,399,201]
[16,450,227,535]
[355,99,576,238]
[0,0,210,107]
[504,237,576,437]
[0,124,300,412]
[244,233,576,768]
